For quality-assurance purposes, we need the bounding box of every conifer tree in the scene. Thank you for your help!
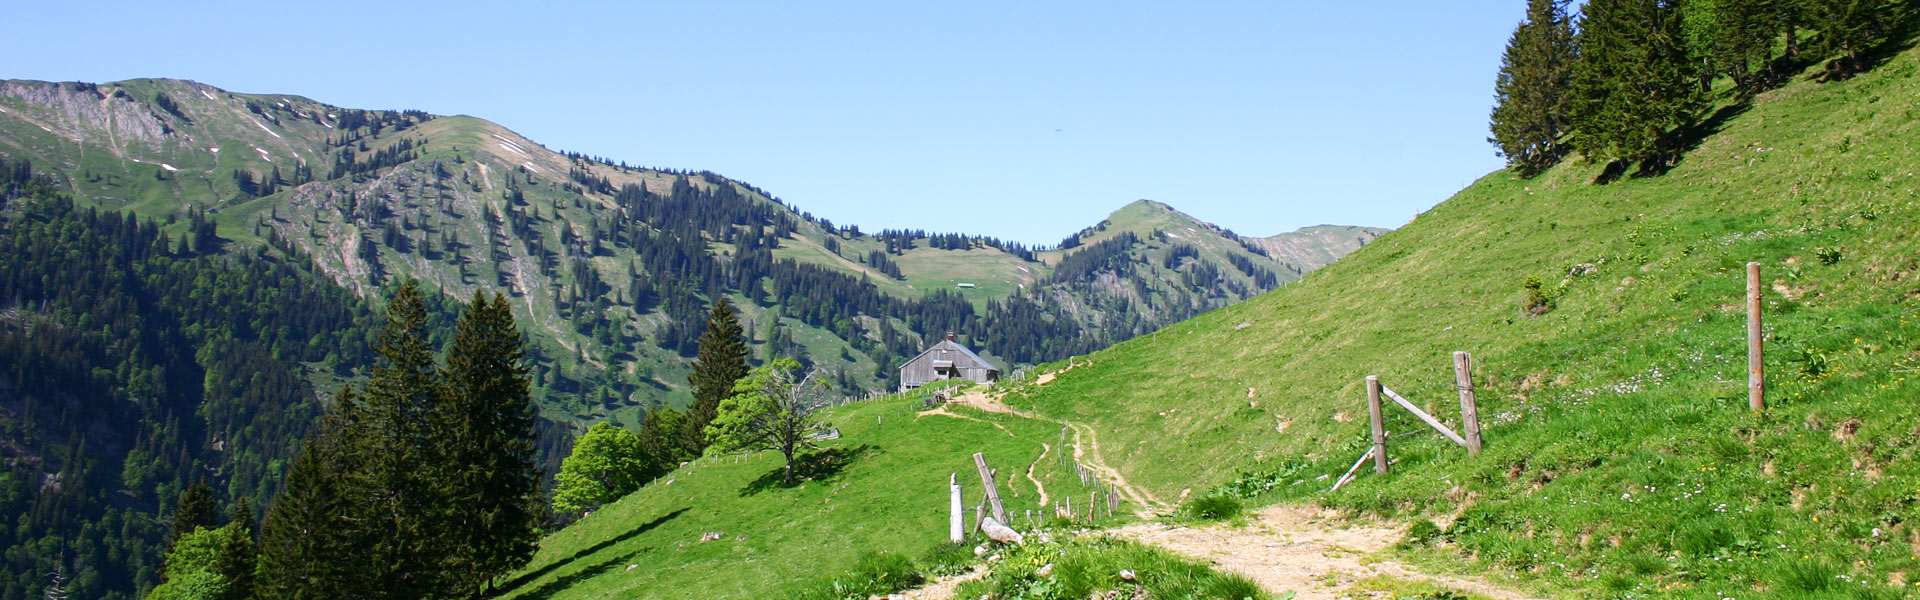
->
[1569,0,1705,169]
[1811,0,1910,75]
[684,297,749,452]
[639,405,692,470]
[1700,0,1793,93]
[212,497,256,600]
[259,393,374,599]
[437,291,542,599]
[1489,0,1578,176]
[170,478,220,548]
[344,279,448,598]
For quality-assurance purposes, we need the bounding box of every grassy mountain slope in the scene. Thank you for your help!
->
[495,389,1092,600]
[513,33,1920,600]
[0,79,1379,426]
[1003,36,1920,597]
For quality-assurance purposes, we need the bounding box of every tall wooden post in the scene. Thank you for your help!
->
[1748,262,1765,410]
[1453,352,1483,457]
[949,474,964,544]
[973,453,1009,525]
[1366,375,1388,474]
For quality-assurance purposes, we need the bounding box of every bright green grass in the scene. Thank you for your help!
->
[997,41,1920,598]
[952,534,1272,600]
[496,394,1097,600]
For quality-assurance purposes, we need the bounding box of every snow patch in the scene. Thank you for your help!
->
[198,89,216,100]
[251,119,283,139]
[0,106,8,113]
[521,161,542,173]
[491,133,530,157]
[209,147,220,153]
[160,163,178,172]
[253,146,273,161]
[327,113,337,120]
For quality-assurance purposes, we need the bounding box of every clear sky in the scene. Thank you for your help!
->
[11,1,1522,246]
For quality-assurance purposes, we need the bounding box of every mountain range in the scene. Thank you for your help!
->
[0,77,1383,426]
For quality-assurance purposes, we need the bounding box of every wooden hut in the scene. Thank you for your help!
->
[899,333,1000,392]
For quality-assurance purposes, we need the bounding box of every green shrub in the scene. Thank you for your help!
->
[1521,275,1554,317]
[792,550,922,600]
[961,536,1265,600]
[917,541,976,578]
[1184,495,1244,521]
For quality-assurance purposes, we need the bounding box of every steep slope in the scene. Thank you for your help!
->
[1002,36,1920,598]
[506,30,1920,600]
[0,79,1378,426]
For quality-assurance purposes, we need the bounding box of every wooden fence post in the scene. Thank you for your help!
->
[1748,262,1765,411]
[1453,351,1483,457]
[1367,375,1388,475]
[949,474,964,544]
[973,453,1009,525]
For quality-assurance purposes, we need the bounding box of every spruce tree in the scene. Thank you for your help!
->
[1489,0,1578,176]
[1569,0,1705,169]
[437,291,542,599]
[258,406,360,600]
[212,497,256,600]
[170,478,220,548]
[1811,0,1910,75]
[345,279,448,599]
[683,297,749,452]
[1705,0,1792,94]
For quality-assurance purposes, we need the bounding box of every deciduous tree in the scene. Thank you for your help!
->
[553,422,656,514]
[705,358,834,486]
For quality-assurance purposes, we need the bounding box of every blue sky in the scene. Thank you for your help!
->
[12,1,1522,245]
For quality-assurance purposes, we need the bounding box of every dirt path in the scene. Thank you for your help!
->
[895,568,986,600]
[1110,505,1544,600]
[1025,444,1051,507]
[947,387,1170,517]
[894,504,1542,600]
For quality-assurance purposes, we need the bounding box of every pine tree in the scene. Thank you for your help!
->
[1489,0,1579,176]
[683,297,749,452]
[170,478,220,549]
[437,291,542,599]
[1569,0,1705,169]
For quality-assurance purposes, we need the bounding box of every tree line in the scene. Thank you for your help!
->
[0,172,384,600]
[246,281,543,600]
[1489,0,1913,177]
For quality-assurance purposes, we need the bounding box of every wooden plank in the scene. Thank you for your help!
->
[1328,444,1377,492]
[1454,351,1484,456]
[1367,376,1388,475]
[1748,262,1765,410]
[1380,385,1468,447]
[973,453,1009,525]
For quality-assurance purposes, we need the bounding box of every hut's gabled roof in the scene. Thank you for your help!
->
[901,338,999,372]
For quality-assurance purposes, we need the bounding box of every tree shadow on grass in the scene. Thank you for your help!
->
[738,444,875,496]
[1634,102,1752,179]
[492,507,687,598]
